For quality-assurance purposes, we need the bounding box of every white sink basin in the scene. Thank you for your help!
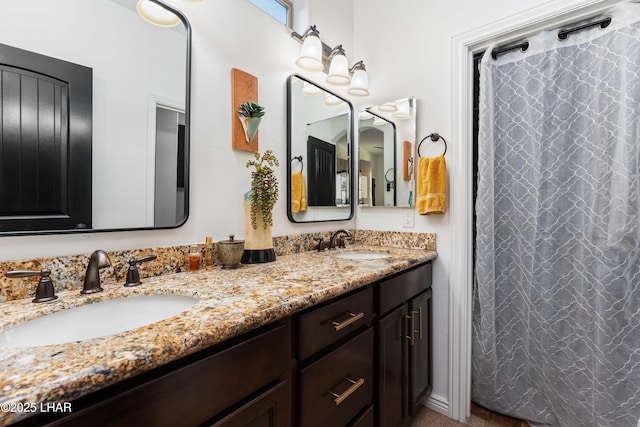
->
[333,251,392,260]
[0,294,198,348]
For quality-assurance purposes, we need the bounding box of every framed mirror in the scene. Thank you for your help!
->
[0,0,190,235]
[286,74,354,223]
[358,97,416,208]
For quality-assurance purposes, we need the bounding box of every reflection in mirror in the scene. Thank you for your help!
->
[287,75,354,223]
[0,0,190,235]
[358,97,416,208]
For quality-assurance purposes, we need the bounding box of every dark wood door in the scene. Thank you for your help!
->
[377,305,408,427]
[0,42,92,232]
[306,135,335,206]
[409,289,432,415]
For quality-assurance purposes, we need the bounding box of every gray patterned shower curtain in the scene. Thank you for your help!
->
[473,2,640,426]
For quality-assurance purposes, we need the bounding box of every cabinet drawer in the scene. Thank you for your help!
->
[349,405,374,427]
[48,323,288,427]
[378,262,432,315]
[298,287,373,360]
[299,327,374,427]
[210,381,289,427]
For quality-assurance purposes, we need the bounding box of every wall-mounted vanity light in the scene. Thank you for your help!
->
[325,93,342,106]
[302,81,323,96]
[359,111,374,120]
[294,25,324,71]
[137,0,202,27]
[378,102,398,112]
[347,61,369,96]
[136,0,180,27]
[292,25,370,96]
[393,98,412,119]
[373,116,387,126]
[326,45,350,85]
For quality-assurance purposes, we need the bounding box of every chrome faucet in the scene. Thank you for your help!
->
[328,229,353,250]
[81,250,112,294]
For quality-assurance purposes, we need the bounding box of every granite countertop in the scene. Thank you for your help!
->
[0,245,436,425]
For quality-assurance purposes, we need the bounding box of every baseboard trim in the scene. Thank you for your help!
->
[422,393,449,416]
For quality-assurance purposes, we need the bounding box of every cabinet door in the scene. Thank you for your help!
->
[211,381,289,427]
[409,289,432,415]
[377,304,408,427]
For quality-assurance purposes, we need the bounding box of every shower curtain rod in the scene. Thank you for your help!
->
[491,16,612,59]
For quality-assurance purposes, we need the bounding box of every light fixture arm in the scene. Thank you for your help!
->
[329,44,346,58]
[349,60,366,74]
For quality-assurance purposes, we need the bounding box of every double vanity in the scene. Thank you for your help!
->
[0,244,436,427]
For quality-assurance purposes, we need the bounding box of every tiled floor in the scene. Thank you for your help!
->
[409,404,530,427]
[410,406,501,427]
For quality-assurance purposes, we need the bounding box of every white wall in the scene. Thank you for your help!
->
[351,0,555,407]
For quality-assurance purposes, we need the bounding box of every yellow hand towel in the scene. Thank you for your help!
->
[291,171,307,213]
[416,155,446,215]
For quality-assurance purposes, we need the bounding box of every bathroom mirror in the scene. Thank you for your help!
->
[0,0,190,235]
[358,97,416,208]
[286,74,354,223]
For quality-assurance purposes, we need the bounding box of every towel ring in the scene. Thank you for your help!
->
[417,133,447,157]
[291,155,303,173]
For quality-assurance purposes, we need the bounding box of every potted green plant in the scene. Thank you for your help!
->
[241,150,279,263]
[237,101,265,144]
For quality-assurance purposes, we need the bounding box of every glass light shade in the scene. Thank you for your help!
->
[393,98,411,119]
[325,93,342,105]
[302,82,323,96]
[296,34,323,71]
[373,116,386,126]
[359,111,374,120]
[348,68,369,96]
[326,54,350,85]
[181,0,203,2]
[136,0,180,27]
[378,102,397,112]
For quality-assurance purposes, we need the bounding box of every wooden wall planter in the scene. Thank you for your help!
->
[231,68,259,153]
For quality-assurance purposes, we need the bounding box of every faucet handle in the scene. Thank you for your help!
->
[6,269,58,303]
[313,237,326,252]
[124,255,157,287]
[340,234,354,247]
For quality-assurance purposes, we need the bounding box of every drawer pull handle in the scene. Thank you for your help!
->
[418,307,423,340]
[329,377,365,405]
[330,311,364,331]
[405,314,416,346]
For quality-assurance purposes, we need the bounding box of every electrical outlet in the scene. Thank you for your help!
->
[402,210,415,228]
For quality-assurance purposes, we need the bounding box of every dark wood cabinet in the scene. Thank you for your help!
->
[409,289,432,415]
[377,305,409,427]
[376,262,433,427]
